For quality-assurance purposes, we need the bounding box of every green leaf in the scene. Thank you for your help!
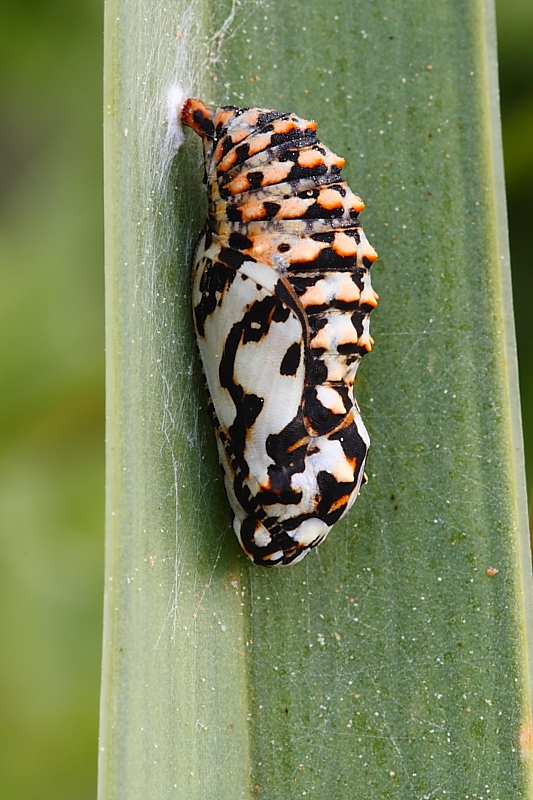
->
[100,1,533,798]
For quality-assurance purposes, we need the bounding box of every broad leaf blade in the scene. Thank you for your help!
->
[100,0,533,798]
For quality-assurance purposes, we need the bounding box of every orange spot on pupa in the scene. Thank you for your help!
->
[240,201,270,222]
[362,244,378,262]
[357,332,373,351]
[333,232,358,257]
[226,173,250,195]
[359,286,379,307]
[243,110,262,127]
[329,493,352,512]
[278,198,309,218]
[214,107,237,129]
[300,284,328,307]
[257,477,272,493]
[261,162,294,186]
[272,119,299,135]
[331,457,356,484]
[287,436,310,453]
[316,386,346,415]
[213,139,226,163]
[331,154,345,169]
[298,149,325,169]
[350,195,366,213]
[336,279,361,303]
[230,127,252,145]
[288,240,322,263]
[310,328,330,350]
[246,235,275,263]
[317,189,344,210]
[217,149,238,172]
[247,134,274,156]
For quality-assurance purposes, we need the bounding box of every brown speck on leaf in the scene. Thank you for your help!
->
[518,722,533,758]
[520,721,533,758]
[486,567,499,577]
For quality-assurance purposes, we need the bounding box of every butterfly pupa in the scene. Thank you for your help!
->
[181,98,378,566]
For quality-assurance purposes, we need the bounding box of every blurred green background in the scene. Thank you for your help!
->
[0,1,530,798]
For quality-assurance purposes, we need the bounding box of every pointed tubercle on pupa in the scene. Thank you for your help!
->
[181,97,215,140]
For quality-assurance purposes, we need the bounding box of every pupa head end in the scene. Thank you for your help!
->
[180,97,215,139]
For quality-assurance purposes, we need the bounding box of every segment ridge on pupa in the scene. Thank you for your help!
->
[182,97,378,566]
